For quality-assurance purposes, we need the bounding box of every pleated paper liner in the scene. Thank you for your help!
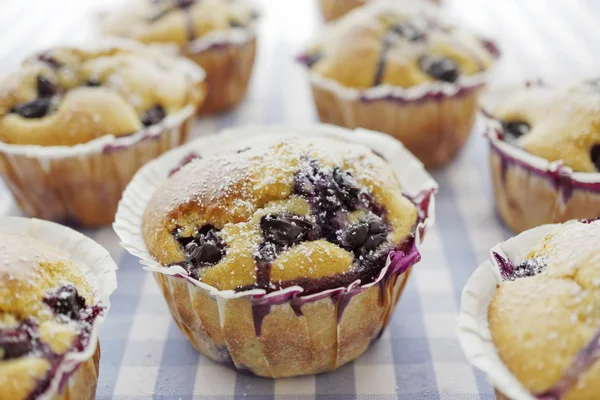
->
[457,221,600,400]
[484,115,600,234]
[0,39,206,227]
[0,216,118,399]
[183,30,257,114]
[114,124,437,378]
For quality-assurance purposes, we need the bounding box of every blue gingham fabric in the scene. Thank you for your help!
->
[2,0,600,398]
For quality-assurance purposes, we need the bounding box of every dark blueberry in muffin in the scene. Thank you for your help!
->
[182,226,226,276]
[501,121,530,144]
[390,22,425,42]
[419,55,460,83]
[44,285,87,320]
[141,105,166,126]
[591,144,600,171]
[511,257,547,280]
[36,76,57,98]
[229,19,245,28]
[37,52,62,69]
[339,215,387,253]
[10,98,52,119]
[304,53,323,68]
[332,168,361,207]
[84,79,102,87]
[0,324,34,360]
[261,215,313,247]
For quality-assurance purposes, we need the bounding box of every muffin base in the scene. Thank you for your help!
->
[311,83,483,168]
[184,39,256,114]
[0,119,192,227]
[154,267,412,378]
[489,147,600,234]
[54,343,100,400]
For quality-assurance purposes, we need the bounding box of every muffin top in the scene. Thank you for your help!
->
[101,0,257,48]
[0,232,98,400]
[489,219,600,399]
[493,80,600,173]
[142,135,418,293]
[301,0,496,89]
[0,42,204,147]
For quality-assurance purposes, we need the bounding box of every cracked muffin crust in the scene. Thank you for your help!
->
[489,219,600,399]
[300,0,498,167]
[0,232,102,400]
[0,44,204,146]
[142,136,418,293]
[101,0,258,113]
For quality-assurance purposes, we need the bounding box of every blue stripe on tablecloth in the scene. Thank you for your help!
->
[98,252,148,398]
[152,322,202,399]
[430,168,494,399]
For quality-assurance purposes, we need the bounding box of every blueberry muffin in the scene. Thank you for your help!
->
[0,232,104,399]
[140,135,426,377]
[489,219,600,399]
[319,0,440,22]
[300,0,498,167]
[101,0,258,113]
[487,80,600,233]
[0,40,205,226]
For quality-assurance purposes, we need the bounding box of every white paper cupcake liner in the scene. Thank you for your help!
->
[0,216,118,400]
[457,221,598,400]
[114,124,437,376]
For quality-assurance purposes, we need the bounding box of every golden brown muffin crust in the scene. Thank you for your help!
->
[305,1,494,89]
[0,43,204,146]
[142,136,418,292]
[101,0,256,47]
[0,232,95,400]
[493,81,600,173]
[489,220,600,399]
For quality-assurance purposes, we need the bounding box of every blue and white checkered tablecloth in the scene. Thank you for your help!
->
[2,0,600,398]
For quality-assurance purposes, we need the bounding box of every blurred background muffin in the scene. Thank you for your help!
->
[100,0,259,114]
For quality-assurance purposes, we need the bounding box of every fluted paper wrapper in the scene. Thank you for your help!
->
[114,124,437,378]
[0,40,205,226]
[457,223,563,400]
[485,116,600,234]
[0,216,118,400]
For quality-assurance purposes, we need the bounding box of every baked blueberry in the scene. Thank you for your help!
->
[10,98,52,119]
[591,144,600,172]
[44,285,87,320]
[419,55,460,83]
[501,120,530,144]
[141,105,166,126]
